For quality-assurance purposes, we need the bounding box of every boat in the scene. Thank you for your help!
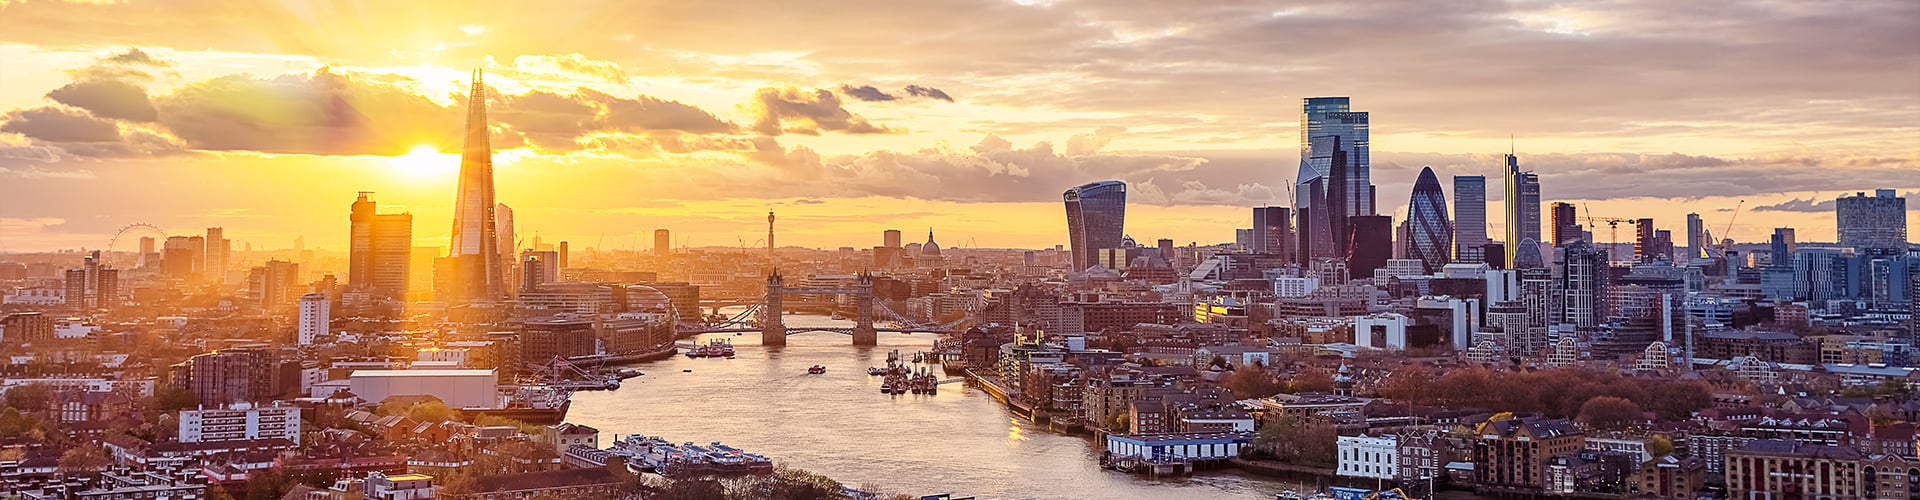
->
[867,367,886,376]
[831,312,847,320]
[879,383,893,393]
[808,365,826,375]
[463,386,571,425]
[683,369,693,373]
[614,368,644,379]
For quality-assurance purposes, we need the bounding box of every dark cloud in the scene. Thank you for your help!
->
[152,68,458,155]
[583,89,734,134]
[1,107,121,143]
[47,79,158,122]
[903,85,953,102]
[1752,191,1920,212]
[749,87,895,136]
[840,84,897,102]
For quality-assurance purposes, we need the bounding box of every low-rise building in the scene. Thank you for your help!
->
[1336,434,1399,480]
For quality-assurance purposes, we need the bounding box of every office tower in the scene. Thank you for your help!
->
[1295,97,1372,218]
[1685,213,1704,261]
[521,254,546,292]
[1635,218,1658,263]
[1837,189,1908,257]
[1453,175,1487,264]
[654,229,671,257]
[1252,206,1293,261]
[1503,154,1541,267]
[1156,238,1175,258]
[1770,228,1797,266]
[1063,180,1127,271]
[496,203,516,291]
[162,236,193,278]
[247,260,300,311]
[558,241,569,269]
[1300,176,1334,259]
[204,227,226,281]
[1550,202,1579,245]
[348,192,414,299]
[1653,230,1674,262]
[1349,215,1393,279]
[298,293,328,345]
[1235,229,1254,250]
[1406,167,1453,274]
[883,229,903,249]
[1555,239,1609,327]
[1910,274,1919,337]
[445,70,504,303]
[1324,137,1356,259]
[409,246,439,302]
[187,235,206,280]
[137,236,156,269]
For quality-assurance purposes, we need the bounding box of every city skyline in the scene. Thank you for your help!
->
[0,1,1916,253]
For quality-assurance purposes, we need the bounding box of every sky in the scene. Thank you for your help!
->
[0,0,1915,254]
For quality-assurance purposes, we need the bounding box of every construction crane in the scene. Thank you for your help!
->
[1582,204,1637,246]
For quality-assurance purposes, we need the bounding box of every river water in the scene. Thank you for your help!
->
[567,313,1301,499]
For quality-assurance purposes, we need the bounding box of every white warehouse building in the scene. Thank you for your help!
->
[349,369,499,409]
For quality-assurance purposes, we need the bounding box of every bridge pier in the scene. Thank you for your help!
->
[762,274,786,346]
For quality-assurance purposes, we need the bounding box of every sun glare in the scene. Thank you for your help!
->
[389,144,456,177]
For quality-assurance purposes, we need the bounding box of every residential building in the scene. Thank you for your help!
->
[179,404,301,444]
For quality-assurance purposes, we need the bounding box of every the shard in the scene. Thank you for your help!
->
[446,69,503,303]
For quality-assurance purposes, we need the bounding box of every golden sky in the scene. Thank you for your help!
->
[0,0,1915,253]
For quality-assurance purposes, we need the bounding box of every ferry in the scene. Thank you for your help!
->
[808,365,826,375]
[866,367,887,376]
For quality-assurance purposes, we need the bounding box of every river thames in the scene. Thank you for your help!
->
[567,313,1302,499]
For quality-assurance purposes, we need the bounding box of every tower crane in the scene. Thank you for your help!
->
[1582,204,1637,246]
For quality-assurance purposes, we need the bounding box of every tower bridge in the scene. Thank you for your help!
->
[761,272,876,345]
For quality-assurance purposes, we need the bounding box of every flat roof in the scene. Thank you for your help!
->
[350,369,495,377]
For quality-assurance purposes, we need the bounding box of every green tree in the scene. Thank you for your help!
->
[1647,435,1675,457]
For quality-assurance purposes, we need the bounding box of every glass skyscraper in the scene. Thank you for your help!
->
[1064,180,1127,271]
[1452,175,1487,263]
[1502,154,1541,267]
[1295,97,1372,260]
[1406,167,1453,273]
[1837,189,1908,257]
[446,69,504,303]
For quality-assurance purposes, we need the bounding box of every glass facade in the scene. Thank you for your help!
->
[1406,167,1453,273]
[1064,180,1127,271]
[1837,190,1908,257]
[1453,175,1487,263]
[1502,154,1540,267]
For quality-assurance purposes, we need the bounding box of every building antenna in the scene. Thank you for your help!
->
[1509,134,1515,156]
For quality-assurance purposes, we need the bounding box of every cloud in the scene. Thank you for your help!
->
[47,79,158,122]
[1066,126,1124,156]
[490,88,737,150]
[510,53,629,85]
[1,106,120,143]
[152,68,458,155]
[102,48,172,67]
[72,47,176,82]
[903,85,954,102]
[1752,191,1920,213]
[840,84,896,102]
[748,87,895,136]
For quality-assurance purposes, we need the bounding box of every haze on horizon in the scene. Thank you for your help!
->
[0,0,1915,253]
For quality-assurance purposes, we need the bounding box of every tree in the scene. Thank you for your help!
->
[404,401,456,423]
[1647,435,1674,458]
[1251,414,1337,467]
[1287,368,1334,394]
[1577,396,1644,430]
[1225,365,1285,400]
[58,444,111,472]
[4,383,53,413]
[653,478,726,500]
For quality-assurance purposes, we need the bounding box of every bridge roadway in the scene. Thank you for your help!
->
[684,327,950,335]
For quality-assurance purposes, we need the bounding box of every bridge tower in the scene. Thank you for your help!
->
[851,272,877,345]
[761,272,786,346]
